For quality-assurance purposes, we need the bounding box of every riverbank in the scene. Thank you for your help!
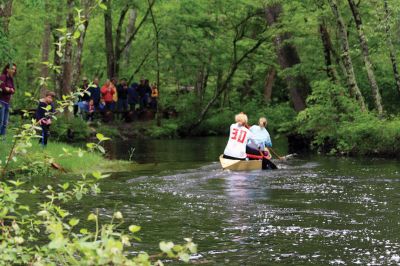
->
[0,135,132,175]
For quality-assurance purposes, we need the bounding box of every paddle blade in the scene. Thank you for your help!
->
[262,158,278,170]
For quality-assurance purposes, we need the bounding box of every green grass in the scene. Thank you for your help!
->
[0,135,131,174]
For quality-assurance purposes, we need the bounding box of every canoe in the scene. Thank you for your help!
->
[219,155,263,171]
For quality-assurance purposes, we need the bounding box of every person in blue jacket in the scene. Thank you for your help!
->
[246,117,272,159]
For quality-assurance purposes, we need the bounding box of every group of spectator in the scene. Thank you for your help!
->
[1,62,160,146]
[76,77,159,121]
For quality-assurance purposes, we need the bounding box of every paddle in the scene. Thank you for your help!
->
[259,149,278,170]
[269,147,285,160]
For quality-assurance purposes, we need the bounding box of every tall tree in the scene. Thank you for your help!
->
[263,68,276,103]
[327,0,366,111]
[319,22,338,82]
[103,0,115,79]
[103,0,155,78]
[185,13,267,132]
[40,0,52,94]
[0,0,13,35]
[72,0,93,89]
[51,3,64,95]
[123,8,137,66]
[265,3,309,112]
[348,0,383,115]
[61,0,75,95]
[383,0,400,96]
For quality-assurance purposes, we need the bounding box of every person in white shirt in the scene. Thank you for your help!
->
[223,113,254,160]
[246,117,272,159]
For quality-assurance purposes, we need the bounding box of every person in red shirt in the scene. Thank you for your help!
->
[100,79,116,111]
[0,63,17,139]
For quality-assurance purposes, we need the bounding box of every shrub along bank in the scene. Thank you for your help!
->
[291,80,400,156]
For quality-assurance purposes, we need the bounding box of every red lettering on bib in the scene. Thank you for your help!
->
[231,128,247,143]
[238,130,247,143]
[231,128,238,140]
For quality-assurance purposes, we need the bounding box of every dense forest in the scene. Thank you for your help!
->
[2,0,400,155]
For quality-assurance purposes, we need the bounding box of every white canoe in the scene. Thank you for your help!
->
[219,155,262,171]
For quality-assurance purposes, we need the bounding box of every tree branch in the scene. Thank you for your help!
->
[118,0,156,55]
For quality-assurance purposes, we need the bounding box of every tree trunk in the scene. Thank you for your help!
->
[149,0,160,88]
[51,3,64,96]
[319,22,338,82]
[123,8,137,66]
[72,0,91,90]
[103,0,115,79]
[264,68,276,103]
[114,0,155,78]
[185,35,266,132]
[195,63,210,104]
[265,3,309,112]
[114,4,130,78]
[327,0,366,111]
[348,0,383,115]
[383,0,400,96]
[0,0,13,35]
[40,0,51,95]
[61,0,75,95]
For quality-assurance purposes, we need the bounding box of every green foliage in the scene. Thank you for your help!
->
[295,80,400,155]
[149,121,178,138]
[197,109,235,136]
[0,117,197,265]
[0,30,14,64]
[52,116,91,142]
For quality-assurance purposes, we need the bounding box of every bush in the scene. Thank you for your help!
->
[52,116,91,142]
[294,80,400,156]
[149,120,179,138]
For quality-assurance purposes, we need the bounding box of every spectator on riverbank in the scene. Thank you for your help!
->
[101,79,116,111]
[36,91,55,147]
[0,63,17,140]
[128,81,139,111]
[87,99,95,122]
[88,77,101,108]
[111,77,118,105]
[117,78,129,116]
[150,83,159,110]
[77,77,91,115]
[137,79,148,109]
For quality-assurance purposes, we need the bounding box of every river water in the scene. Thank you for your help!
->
[78,137,400,265]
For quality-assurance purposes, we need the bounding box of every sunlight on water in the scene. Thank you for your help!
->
[73,138,400,265]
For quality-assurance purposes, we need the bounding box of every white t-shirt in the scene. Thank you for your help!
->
[223,123,254,159]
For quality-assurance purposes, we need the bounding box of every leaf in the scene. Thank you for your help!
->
[96,133,104,141]
[49,237,66,249]
[62,182,69,190]
[97,145,105,154]
[73,30,81,39]
[129,225,141,233]
[86,143,95,149]
[69,218,79,227]
[56,28,67,33]
[98,2,107,10]
[159,241,174,253]
[179,253,190,263]
[92,171,101,179]
[88,213,97,221]
[75,191,82,200]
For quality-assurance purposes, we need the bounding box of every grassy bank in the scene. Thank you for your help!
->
[0,135,131,174]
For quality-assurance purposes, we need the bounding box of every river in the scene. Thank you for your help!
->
[72,136,400,265]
